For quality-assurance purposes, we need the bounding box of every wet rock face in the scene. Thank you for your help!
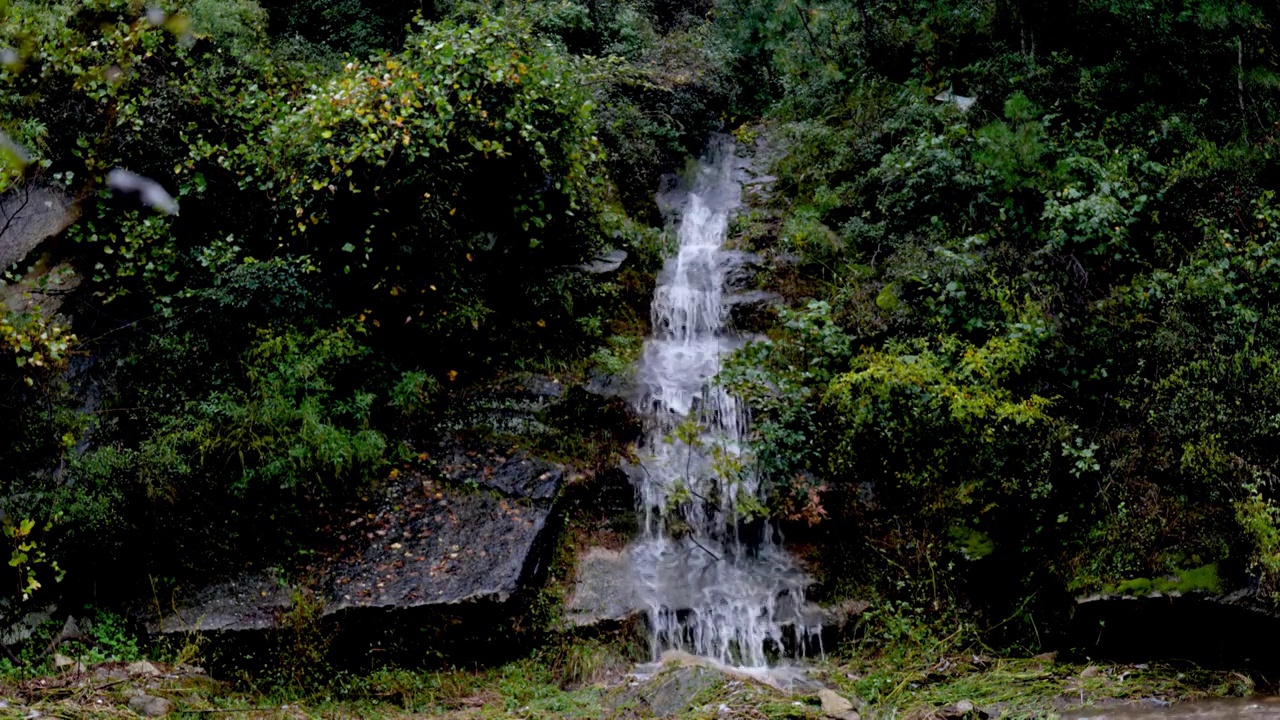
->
[147,574,291,634]
[151,449,565,640]
[441,373,567,438]
[566,543,869,655]
[565,548,645,627]
[324,451,561,614]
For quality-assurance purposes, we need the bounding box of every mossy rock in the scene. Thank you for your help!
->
[1111,563,1223,597]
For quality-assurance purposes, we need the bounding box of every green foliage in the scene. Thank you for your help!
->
[5,0,1275,668]
[256,0,414,59]
[3,516,63,602]
[588,333,640,379]
[389,370,440,418]
[0,0,710,610]
[138,321,386,496]
[85,609,142,662]
[718,0,1280,637]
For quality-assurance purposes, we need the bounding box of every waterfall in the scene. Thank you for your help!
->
[627,140,819,668]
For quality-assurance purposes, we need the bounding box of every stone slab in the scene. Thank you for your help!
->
[150,450,564,633]
[565,547,645,627]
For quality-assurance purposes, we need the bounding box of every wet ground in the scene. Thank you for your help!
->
[1070,698,1280,719]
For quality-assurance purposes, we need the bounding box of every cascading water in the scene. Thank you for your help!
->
[627,140,820,669]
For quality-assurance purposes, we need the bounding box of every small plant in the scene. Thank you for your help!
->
[271,586,334,691]
[588,334,641,380]
[85,609,142,662]
[3,516,63,602]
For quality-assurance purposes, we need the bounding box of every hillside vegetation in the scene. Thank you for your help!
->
[1,0,1279,689]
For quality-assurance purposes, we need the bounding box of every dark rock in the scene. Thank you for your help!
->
[442,374,565,437]
[725,289,779,334]
[721,250,763,293]
[1069,590,1280,666]
[584,367,632,399]
[323,457,560,613]
[148,573,291,634]
[149,449,566,662]
[142,375,642,667]
[438,447,562,501]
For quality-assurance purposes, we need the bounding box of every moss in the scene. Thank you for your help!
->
[1167,563,1224,594]
[948,526,995,560]
[1116,577,1154,595]
[1109,563,1223,597]
[875,282,903,312]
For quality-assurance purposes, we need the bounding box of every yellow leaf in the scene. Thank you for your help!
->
[447,370,458,381]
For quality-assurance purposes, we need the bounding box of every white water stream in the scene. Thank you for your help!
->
[627,141,820,668]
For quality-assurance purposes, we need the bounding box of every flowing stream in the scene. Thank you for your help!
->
[626,140,819,668]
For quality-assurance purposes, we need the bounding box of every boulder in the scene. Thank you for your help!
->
[53,653,85,673]
[0,184,77,269]
[819,688,860,720]
[150,450,565,639]
[148,573,291,634]
[126,660,162,677]
[323,452,562,613]
[1,603,56,645]
[577,249,628,274]
[609,652,815,717]
[127,694,174,717]
[609,663,725,718]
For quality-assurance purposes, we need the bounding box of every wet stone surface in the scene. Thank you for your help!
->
[146,574,291,634]
[565,547,645,627]
[324,451,560,613]
[151,447,565,634]
[608,664,726,718]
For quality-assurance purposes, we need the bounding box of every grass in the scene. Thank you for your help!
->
[827,652,1245,719]
[0,636,1253,719]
